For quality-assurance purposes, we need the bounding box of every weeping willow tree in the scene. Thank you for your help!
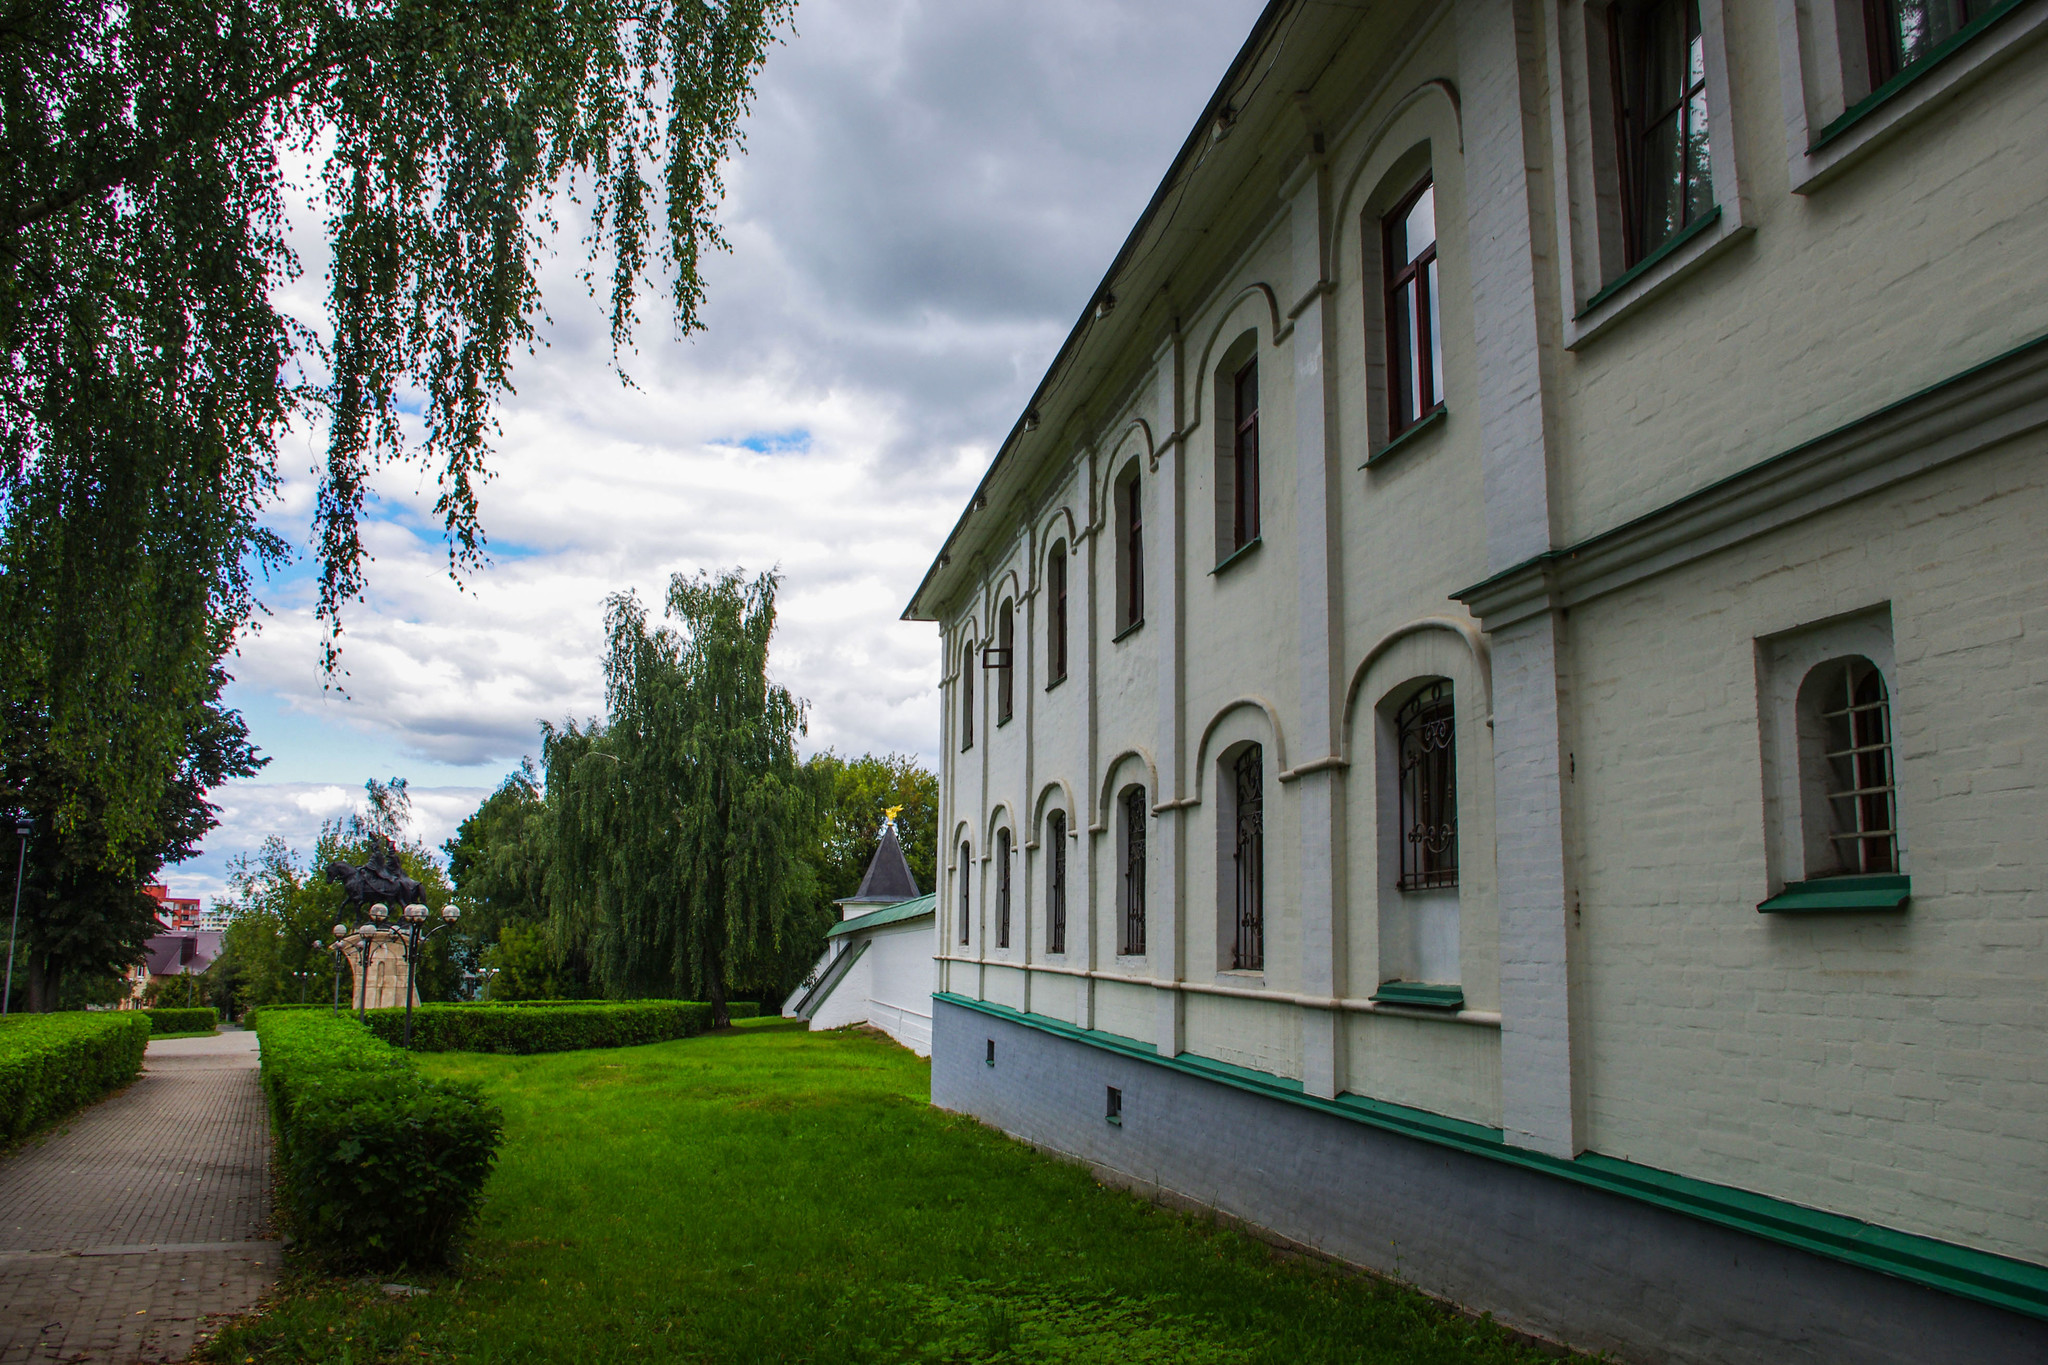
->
[547,569,815,1025]
[0,0,792,1003]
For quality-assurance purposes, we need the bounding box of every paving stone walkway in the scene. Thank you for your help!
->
[0,1027,279,1364]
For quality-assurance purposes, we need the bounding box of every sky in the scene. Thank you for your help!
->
[171,0,1271,903]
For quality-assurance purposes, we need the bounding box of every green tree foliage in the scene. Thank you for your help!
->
[214,779,456,1014]
[0,0,791,1010]
[444,761,551,946]
[547,569,814,1025]
[807,751,939,901]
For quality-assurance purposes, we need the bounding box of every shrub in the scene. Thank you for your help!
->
[0,1012,151,1141]
[256,1010,502,1265]
[142,1006,217,1034]
[240,1002,329,1027]
[362,1001,723,1053]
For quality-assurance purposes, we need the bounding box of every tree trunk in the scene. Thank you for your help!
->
[709,972,728,1029]
[24,954,55,1013]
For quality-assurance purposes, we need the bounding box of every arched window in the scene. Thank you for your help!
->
[1047,543,1068,685]
[1800,657,1897,875]
[1384,177,1443,435]
[1120,786,1148,955]
[960,640,975,750]
[995,828,1012,948]
[1114,465,1143,633]
[1046,810,1067,953]
[994,600,1015,724]
[1232,746,1265,970]
[958,841,971,944]
[1396,681,1458,890]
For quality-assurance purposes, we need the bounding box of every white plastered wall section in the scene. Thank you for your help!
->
[1565,432,2048,1265]
[1549,0,2048,545]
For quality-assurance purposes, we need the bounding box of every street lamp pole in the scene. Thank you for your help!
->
[3,814,33,1017]
[399,902,460,1048]
[326,930,348,1012]
[355,903,388,1020]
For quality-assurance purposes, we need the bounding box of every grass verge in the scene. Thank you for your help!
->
[202,1020,1584,1364]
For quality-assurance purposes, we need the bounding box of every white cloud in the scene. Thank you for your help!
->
[170,0,1270,898]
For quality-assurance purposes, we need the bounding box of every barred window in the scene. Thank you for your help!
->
[1047,811,1068,954]
[960,642,975,750]
[1121,787,1147,955]
[1232,746,1264,971]
[958,841,971,944]
[1808,657,1898,875]
[1396,681,1458,890]
[996,828,1012,948]
[1115,466,1144,632]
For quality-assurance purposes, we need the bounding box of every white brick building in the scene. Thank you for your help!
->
[902,0,2048,1357]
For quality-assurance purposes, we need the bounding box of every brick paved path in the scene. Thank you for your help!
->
[0,1028,279,1364]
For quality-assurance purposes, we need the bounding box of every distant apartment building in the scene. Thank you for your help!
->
[143,883,202,931]
[903,0,2048,1359]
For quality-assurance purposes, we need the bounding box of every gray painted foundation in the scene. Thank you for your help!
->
[932,999,2047,1365]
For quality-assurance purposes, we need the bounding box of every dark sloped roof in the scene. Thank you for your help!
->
[838,823,921,906]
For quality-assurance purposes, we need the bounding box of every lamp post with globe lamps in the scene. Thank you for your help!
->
[3,814,31,1016]
[399,903,459,1047]
[323,933,351,1012]
[352,904,390,1020]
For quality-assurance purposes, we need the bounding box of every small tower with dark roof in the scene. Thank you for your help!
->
[836,812,920,918]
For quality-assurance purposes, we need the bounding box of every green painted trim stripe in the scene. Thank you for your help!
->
[1758,874,1911,913]
[937,991,2048,1320]
[1811,0,2035,150]
[1577,205,1722,318]
[1370,981,1466,1009]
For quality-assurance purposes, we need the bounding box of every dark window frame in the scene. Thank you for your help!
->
[994,600,1015,725]
[960,642,975,750]
[1121,787,1148,956]
[1048,544,1068,684]
[1396,681,1459,891]
[1047,810,1068,954]
[1863,0,1977,87]
[1232,746,1265,971]
[1382,176,1444,436]
[1231,358,1260,551]
[958,841,972,944]
[996,827,1012,948]
[1609,0,1713,268]
[1117,468,1145,632]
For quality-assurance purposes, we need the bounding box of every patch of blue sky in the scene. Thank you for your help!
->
[724,428,812,455]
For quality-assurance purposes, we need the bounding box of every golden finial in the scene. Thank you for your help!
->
[883,805,904,826]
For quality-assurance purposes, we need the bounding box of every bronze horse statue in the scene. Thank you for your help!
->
[325,834,427,911]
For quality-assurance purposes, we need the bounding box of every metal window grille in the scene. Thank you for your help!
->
[1049,547,1068,682]
[1819,659,1898,874]
[996,828,1012,948]
[1397,681,1459,890]
[1121,787,1147,955]
[1863,0,1973,86]
[1382,177,1443,434]
[995,603,1015,723]
[1233,359,1260,548]
[1047,811,1067,954]
[1233,746,1265,970]
[961,644,974,750]
[958,842,971,944]
[1611,0,1712,266]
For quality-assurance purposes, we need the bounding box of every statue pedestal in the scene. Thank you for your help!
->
[338,929,416,1010]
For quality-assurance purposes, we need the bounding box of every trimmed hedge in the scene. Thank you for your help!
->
[142,1006,217,1034]
[256,1010,503,1265]
[0,1012,151,1141]
[362,1001,730,1053]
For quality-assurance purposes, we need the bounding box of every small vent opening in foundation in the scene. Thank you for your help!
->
[986,1039,996,1067]
[1106,1086,1122,1126]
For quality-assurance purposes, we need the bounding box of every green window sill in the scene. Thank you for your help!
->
[1811,0,2031,150]
[1209,536,1263,576]
[1112,618,1145,644]
[1363,404,1447,469]
[1578,205,1722,318]
[1369,981,1466,1009]
[1045,674,1067,693]
[1757,874,1910,913]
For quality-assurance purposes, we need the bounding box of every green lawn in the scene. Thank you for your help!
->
[205,1021,1580,1364]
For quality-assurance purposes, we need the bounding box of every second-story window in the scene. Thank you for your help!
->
[958,841,971,944]
[1114,465,1144,633]
[1047,543,1068,684]
[1863,0,1972,86]
[1384,178,1443,434]
[960,641,975,750]
[994,600,1015,725]
[1396,681,1459,890]
[1121,786,1148,955]
[1232,359,1260,550]
[996,828,1012,948]
[1047,810,1067,953]
[1611,0,1712,266]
